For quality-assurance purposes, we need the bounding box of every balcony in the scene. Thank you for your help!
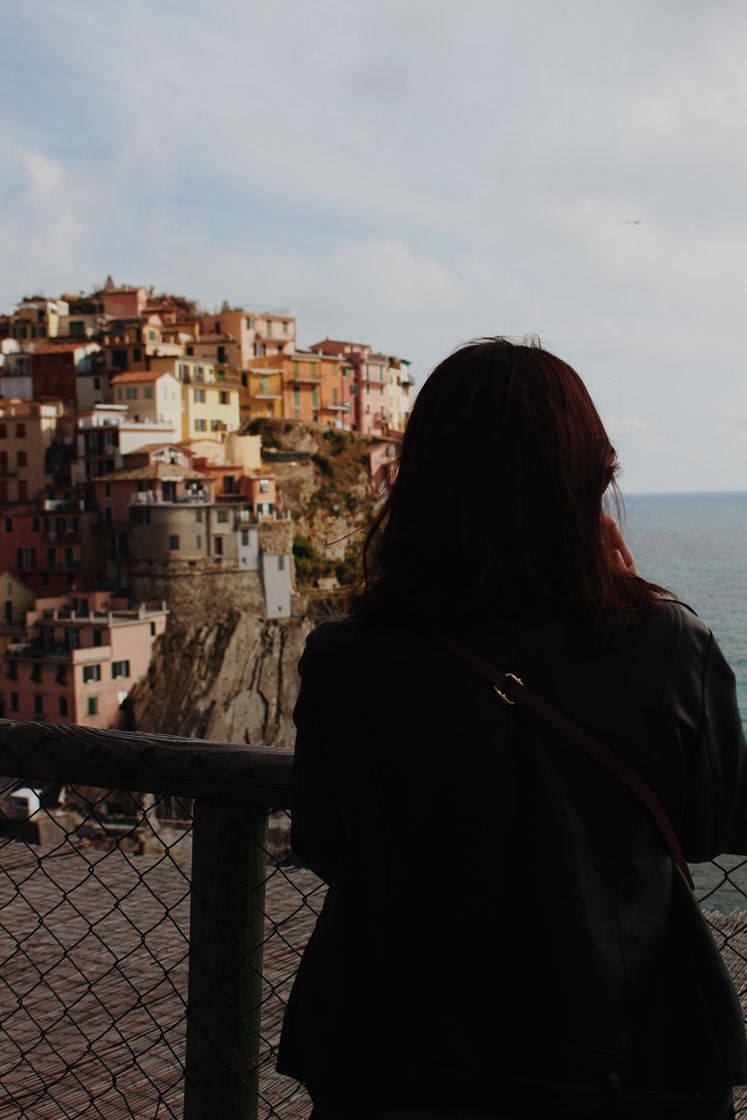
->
[0,720,745,1119]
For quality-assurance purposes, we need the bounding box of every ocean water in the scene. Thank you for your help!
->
[622,491,747,728]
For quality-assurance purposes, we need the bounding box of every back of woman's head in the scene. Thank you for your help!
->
[347,336,668,636]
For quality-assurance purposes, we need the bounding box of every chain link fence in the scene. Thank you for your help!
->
[0,720,746,1118]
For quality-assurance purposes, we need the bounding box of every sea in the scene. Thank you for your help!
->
[622,491,747,911]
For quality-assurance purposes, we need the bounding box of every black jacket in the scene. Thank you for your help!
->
[277,603,747,1110]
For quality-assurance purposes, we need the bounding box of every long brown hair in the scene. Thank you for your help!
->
[347,337,671,637]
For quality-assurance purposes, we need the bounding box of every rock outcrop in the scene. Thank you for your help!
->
[128,420,381,747]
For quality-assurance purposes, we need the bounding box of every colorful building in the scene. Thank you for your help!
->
[0,399,64,504]
[309,339,413,435]
[147,356,240,441]
[10,298,69,343]
[110,370,183,431]
[27,342,101,410]
[198,306,296,366]
[0,498,97,595]
[1,591,168,728]
[72,405,180,485]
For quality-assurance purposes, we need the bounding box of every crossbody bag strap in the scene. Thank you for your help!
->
[428,625,694,891]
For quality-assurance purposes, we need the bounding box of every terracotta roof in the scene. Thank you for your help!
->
[110,371,172,384]
[124,442,190,457]
[92,463,211,483]
[27,343,93,355]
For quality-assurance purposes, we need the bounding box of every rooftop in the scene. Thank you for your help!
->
[109,371,173,384]
[93,463,211,483]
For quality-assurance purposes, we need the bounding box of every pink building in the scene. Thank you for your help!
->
[1,591,168,729]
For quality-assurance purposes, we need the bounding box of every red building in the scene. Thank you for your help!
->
[29,343,100,410]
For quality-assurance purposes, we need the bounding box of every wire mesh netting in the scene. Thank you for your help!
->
[1,776,747,1118]
[0,779,325,1119]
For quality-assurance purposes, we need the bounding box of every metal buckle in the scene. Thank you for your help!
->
[495,673,525,706]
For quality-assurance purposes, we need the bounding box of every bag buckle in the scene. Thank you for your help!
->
[495,673,524,705]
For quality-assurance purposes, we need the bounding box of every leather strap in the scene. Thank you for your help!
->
[428,625,694,891]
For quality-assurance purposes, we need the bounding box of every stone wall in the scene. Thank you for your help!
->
[130,567,266,624]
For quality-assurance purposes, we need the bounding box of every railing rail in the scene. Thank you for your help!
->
[0,719,292,807]
[0,718,296,1120]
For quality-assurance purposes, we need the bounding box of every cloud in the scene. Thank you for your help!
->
[605,416,669,455]
[4,0,747,490]
[20,150,65,194]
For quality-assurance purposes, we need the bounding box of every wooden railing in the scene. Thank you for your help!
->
[0,718,294,1120]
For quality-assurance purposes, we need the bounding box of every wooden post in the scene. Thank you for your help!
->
[183,801,268,1120]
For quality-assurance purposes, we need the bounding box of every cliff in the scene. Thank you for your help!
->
[128,421,381,748]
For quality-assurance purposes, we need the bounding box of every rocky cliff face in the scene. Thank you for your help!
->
[128,421,380,748]
[130,610,311,747]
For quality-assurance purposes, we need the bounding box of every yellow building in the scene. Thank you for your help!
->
[243,363,284,422]
[0,399,64,504]
[150,356,240,441]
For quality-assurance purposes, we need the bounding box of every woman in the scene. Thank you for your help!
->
[277,338,747,1119]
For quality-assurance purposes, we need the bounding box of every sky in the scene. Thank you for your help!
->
[1,0,746,493]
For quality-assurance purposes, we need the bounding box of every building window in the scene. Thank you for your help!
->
[210,419,221,431]
[4,518,12,532]
[33,694,44,717]
[219,391,229,405]
[93,377,101,390]
[59,696,68,717]
[150,622,156,636]
[195,509,203,523]
[194,418,207,431]
[87,697,98,716]
[214,536,223,557]
[254,343,264,357]
[195,534,202,548]
[15,423,26,438]
[241,529,249,546]
[56,666,67,685]
[133,348,142,361]
[6,662,17,681]
[10,692,19,711]
[0,425,6,438]
[278,555,285,571]
[168,535,180,550]
[17,451,27,467]
[30,664,42,683]
[125,387,137,400]
[104,483,112,498]
[83,664,102,683]
[112,660,130,679]
[92,628,103,646]
[194,388,206,403]
[144,386,154,398]
[17,547,35,569]
[217,509,229,523]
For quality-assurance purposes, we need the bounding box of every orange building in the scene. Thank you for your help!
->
[248,351,351,427]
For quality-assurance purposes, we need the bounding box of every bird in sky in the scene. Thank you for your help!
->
[625,219,642,225]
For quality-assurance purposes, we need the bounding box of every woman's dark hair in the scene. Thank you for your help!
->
[347,337,671,636]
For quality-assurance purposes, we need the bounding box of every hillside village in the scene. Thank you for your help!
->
[0,281,413,733]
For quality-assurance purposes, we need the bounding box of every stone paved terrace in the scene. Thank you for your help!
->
[0,836,324,1119]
